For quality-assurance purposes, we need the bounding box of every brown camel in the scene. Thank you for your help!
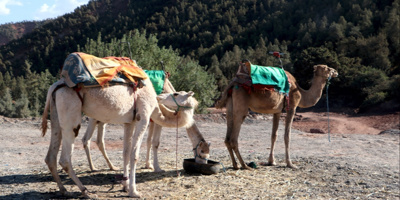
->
[216,61,338,169]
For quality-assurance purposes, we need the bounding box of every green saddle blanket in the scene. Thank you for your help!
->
[144,70,165,95]
[250,65,290,94]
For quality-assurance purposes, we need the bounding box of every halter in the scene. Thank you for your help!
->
[170,94,193,113]
[192,140,209,162]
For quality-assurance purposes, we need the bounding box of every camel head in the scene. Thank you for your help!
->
[156,91,198,111]
[313,65,338,79]
[194,141,210,164]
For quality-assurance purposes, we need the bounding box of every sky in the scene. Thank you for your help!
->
[0,0,90,25]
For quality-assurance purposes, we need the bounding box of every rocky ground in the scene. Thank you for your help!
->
[0,110,399,199]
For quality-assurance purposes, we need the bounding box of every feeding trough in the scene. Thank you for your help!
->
[183,159,221,175]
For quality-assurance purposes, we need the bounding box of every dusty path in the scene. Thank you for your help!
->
[292,111,399,135]
[0,113,399,199]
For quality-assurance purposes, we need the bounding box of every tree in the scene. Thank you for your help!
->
[14,93,30,118]
[208,54,228,91]
[0,73,5,97]
[171,57,218,112]
[0,88,14,117]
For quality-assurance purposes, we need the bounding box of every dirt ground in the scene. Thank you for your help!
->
[0,110,399,199]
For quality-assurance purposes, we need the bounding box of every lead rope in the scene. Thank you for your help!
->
[175,115,181,177]
[171,93,191,177]
[326,76,332,142]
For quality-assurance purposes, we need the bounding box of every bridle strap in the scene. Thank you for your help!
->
[192,140,208,162]
[170,94,193,112]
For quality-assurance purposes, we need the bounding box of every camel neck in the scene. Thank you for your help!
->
[185,124,205,148]
[151,104,194,128]
[298,75,327,108]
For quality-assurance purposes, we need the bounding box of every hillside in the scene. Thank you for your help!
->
[0,0,399,118]
[0,22,44,46]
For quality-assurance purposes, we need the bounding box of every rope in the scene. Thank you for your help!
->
[171,93,191,177]
[175,116,181,177]
[220,162,227,173]
[326,76,332,142]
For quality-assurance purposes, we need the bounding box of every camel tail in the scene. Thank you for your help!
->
[215,81,235,109]
[41,100,49,137]
[41,80,65,137]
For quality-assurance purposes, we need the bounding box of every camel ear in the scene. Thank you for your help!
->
[187,91,195,96]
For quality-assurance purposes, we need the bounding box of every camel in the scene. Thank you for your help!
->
[216,62,338,170]
[82,78,210,173]
[41,77,198,198]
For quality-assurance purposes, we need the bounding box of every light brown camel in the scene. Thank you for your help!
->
[216,62,338,170]
[41,77,198,198]
[82,78,210,172]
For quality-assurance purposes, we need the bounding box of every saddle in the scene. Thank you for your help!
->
[233,60,290,94]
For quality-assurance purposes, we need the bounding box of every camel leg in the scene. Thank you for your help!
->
[151,123,163,172]
[59,127,93,198]
[122,123,135,192]
[145,122,155,170]
[96,122,119,170]
[284,108,297,169]
[82,118,98,171]
[45,105,69,196]
[128,119,149,198]
[267,113,281,166]
[224,97,238,169]
[225,91,251,170]
[231,112,251,170]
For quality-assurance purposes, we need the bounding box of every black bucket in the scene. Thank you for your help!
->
[183,159,221,175]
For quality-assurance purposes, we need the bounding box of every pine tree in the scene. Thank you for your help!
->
[0,87,14,117]
[0,73,5,97]
[14,93,30,118]
[208,54,228,91]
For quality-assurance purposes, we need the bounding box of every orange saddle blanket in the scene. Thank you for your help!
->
[61,52,148,87]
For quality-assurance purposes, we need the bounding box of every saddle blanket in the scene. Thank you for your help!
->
[144,70,165,95]
[250,64,290,94]
[61,52,148,87]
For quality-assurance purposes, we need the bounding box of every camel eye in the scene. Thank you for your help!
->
[200,150,204,153]
[173,93,178,96]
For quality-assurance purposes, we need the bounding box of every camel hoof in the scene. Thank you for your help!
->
[82,189,97,199]
[287,164,298,169]
[122,180,129,192]
[241,165,253,170]
[60,190,73,197]
[129,190,141,198]
[145,164,154,170]
[263,161,276,166]
[110,166,120,171]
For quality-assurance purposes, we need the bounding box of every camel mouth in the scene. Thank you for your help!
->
[331,71,339,78]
